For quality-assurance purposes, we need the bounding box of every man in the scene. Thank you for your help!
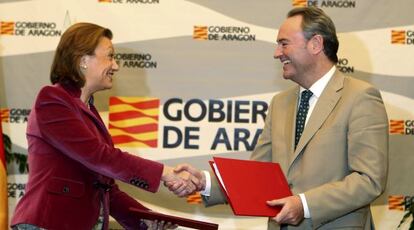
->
[171,6,388,229]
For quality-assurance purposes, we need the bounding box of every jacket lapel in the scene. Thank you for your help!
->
[75,99,113,144]
[285,87,299,165]
[276,86,299,174]
[289,71,345,168]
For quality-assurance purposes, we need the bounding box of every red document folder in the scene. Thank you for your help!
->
[210,157,292,217]
[129,207,219,230]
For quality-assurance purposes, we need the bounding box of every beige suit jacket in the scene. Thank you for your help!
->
[203,71,389,229]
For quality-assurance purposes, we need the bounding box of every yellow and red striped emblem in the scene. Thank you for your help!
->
[109,97,159,148]
[186,192,202,204]
[0,109,9,123]
[1,21,14,35]
[388,195,404,211]
[292,0,308,7]
[389,120,404,134]
[391,30,406,44]
[193,26,208,40]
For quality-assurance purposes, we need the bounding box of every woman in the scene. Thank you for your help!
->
[11,22,192,230]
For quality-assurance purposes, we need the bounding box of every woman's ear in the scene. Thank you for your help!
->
[80,55,89,70]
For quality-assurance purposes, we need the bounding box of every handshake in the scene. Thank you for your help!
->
[160,163,305,226]
[161,164,205,197]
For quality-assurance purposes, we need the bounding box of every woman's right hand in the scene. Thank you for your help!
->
[142,219,178,230]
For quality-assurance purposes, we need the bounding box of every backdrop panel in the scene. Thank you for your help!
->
[1,0,413,229]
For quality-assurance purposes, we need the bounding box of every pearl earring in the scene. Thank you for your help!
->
[80,64,87,70]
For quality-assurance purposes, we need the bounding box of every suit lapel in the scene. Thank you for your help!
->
[285,88,299,164]
[289,71,345,168]
[275,87,299,174]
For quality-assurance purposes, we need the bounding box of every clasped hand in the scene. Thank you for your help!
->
[162,164,206,197]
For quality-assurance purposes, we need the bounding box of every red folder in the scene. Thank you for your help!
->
[209,157,292,217]
[129,207,219,230]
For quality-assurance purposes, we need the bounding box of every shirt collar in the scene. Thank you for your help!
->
[300,65,336,98]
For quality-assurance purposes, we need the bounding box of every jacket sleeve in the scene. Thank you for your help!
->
[34,86,163,192]
[201,175,228,207]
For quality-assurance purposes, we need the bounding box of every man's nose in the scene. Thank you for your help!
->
[274,45,282,59]
[112,59,119,71]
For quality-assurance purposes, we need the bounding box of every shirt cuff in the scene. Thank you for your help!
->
[200,171,211,196]
[299,193,311,218]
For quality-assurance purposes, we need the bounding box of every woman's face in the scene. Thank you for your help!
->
[82,37,119,93]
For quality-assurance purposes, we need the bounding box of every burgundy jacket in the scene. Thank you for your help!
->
[11,84,164,230]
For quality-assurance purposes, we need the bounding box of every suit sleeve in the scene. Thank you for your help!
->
[201,176,228,207]
[305,86,388,227]
[34,86,163,192]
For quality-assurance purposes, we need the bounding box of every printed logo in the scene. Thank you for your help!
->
[391,30,406,44]
[389,119,414,135]
[193,26,208,40]
[389,120,405,134]
[388,195,405,211]
[162,98,266,151]
[109,97,160,148]
[108,97,267,151]
[0,108,30,123]
[0,109,9,122]
[0,22,14,35]
[193,25,256,41]
[292,0,356,8]
[391,30,414,45]
[293,0,308,7]
[98,0,160,4]
[388,195,414,212]
[0,21,62,37]
[114,53,157,69]
[186,192,202,204]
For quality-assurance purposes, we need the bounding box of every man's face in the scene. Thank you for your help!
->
[274,15,313,83]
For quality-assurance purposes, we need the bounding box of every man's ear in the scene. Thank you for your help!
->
[309,34,324,55]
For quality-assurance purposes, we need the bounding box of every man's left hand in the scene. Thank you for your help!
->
[266,195,304,226]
